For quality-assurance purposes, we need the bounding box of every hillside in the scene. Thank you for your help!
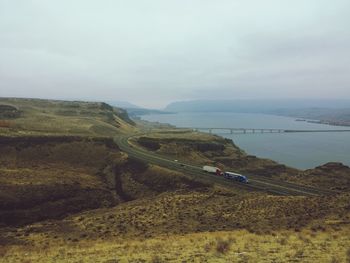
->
[0,99,349,262]
[126,108,174,118]
[280,162,350,192]
[133,130,350,195]
[0,98,135,136]
[133,130,298,178]
[1,133,349,262]
[0,136,123,226]
[0,134,215,228]
[1,184,349,262]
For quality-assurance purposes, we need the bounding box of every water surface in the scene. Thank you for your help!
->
[141,112,350,169]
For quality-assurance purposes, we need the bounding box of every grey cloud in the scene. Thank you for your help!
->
[0,0,349,108]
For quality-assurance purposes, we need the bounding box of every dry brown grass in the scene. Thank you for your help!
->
[2,184,349,244]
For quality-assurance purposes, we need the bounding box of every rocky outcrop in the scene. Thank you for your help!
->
[0,104,20,119]
[313,162,350,171]
[137,137,225,152]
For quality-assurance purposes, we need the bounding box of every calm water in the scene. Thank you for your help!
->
[141,112,350,169]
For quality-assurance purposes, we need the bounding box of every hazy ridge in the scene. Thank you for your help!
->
[164,99,350,126]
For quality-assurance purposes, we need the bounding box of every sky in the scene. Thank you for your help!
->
[0,0,349,108]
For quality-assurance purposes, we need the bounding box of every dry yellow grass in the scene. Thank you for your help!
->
[1,227,349,262]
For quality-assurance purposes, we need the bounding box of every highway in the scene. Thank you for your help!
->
[115,134,338,197]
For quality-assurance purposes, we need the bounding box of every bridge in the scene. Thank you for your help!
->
[181,127,350,134]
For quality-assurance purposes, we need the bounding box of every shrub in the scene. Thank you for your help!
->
[216,238,231,254]
[330,256,341,263]
[151,255,163,263]
[138,137,161,151]
[293,249,304,259]
[346,247,350,263]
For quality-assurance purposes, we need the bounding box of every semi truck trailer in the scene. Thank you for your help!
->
[202,165,223,176]
[202,166,248,183]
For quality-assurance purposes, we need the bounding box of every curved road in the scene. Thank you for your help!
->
[115,134,337,196]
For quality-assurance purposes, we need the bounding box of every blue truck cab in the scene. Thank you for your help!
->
[224,172,248,183]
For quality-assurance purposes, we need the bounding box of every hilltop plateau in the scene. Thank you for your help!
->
[0,98,135,136]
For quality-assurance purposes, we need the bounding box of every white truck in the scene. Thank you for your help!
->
[203,165,223,176]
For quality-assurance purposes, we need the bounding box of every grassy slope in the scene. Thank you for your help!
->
[0,98,135,136]
[276,162,350,192]
[1,190,349,262]
[0,136,126,226]
[0,134,214,228]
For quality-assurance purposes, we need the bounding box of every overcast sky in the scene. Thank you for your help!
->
[0,0,349,108]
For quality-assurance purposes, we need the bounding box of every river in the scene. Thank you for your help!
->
[141,112,350,170]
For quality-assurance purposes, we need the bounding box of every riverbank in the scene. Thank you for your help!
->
[305,119,350,127]
[140,112,350,169]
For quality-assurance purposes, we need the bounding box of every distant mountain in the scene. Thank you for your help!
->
[105,100,141,109]
[165,99,350,113]
[126,108,174,118]
[271,108,350,126]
